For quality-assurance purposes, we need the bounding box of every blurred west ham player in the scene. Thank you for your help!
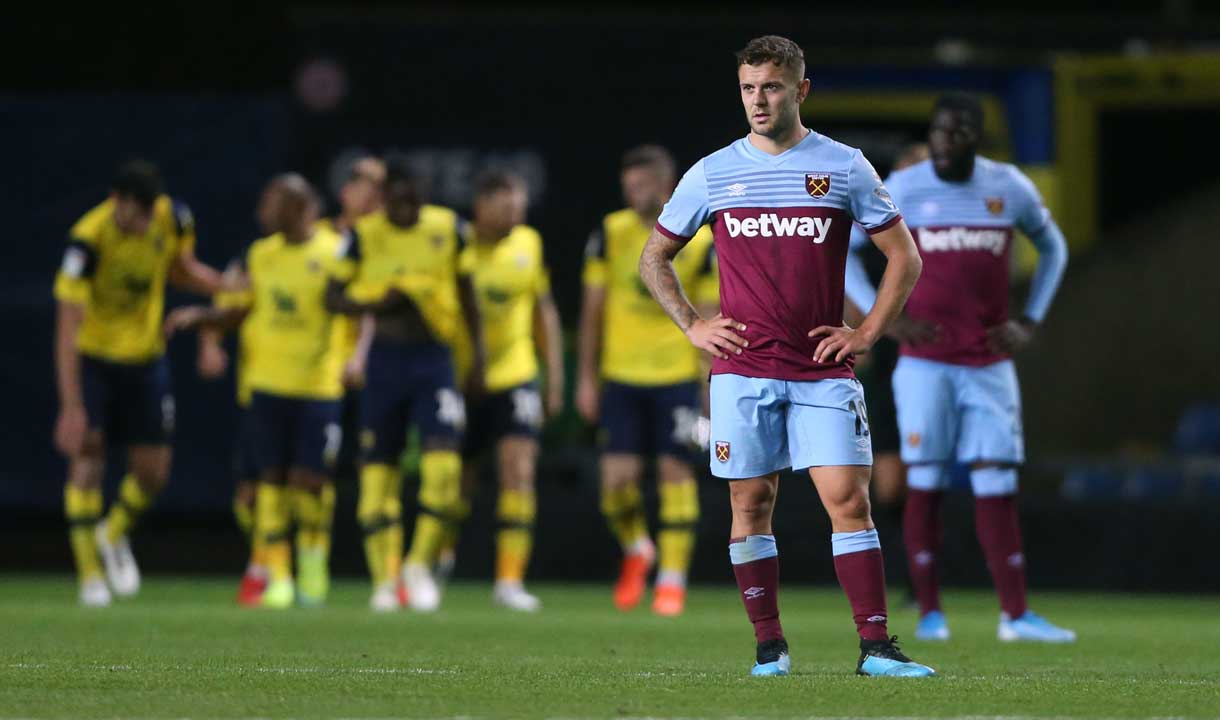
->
[845,94,1073,643]
[639,36,934,676]
[577,146,718,616]
[53,160,222,606]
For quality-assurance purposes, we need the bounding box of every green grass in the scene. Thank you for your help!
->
[1,577,1217,719]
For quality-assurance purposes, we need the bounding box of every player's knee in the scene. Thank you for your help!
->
[729,481,776,522]
[970,464,1018,497]
[130,458,169,494]
[67,458,104,489]
[288,468,326,492]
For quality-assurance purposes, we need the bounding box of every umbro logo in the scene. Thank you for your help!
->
[867,615,888,624]
[727,183,748,197]
[744,586,766,599]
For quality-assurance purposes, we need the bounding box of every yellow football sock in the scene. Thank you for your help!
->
[65,485,103,583]
[317,481,336,558]
[256,483,292,583]
[439,496,471,557]
[495,488,536,583]
[105,473,153,543]
[233,496,255,542]
[291,487,327,553]
[657,479,699,583]
[600,483,649,553]
[381,468,404,583]
[405,450,461,567]
[358,464,393,586]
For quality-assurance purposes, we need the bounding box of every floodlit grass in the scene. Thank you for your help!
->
[1,577,1216,718]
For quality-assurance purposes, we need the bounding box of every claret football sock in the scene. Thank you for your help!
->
[973,483,1028,619]
[903,488,945,616]
[730,535,784,643]
[832,529,890,642]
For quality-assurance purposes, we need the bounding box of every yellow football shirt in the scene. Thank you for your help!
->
[582,208,718,386]
[53,196,196,364]
[237,228,348,401]
[346,205,467,363]
[315,217,359,365]
[458,224,549,392]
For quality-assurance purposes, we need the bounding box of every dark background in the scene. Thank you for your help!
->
[3,1,1220,589]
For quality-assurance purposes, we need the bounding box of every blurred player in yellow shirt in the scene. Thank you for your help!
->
[443,170,564,611]
[576,146,719,616]
[212,155,387,604]
[326,157,487,612]
[166,175,349,608]
[53,160,223,606]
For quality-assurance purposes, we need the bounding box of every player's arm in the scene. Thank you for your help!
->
[988,174,1068,353]
[196,329,228,380]
[534,291,565,418]
[164,304,248,337]
[53,300,87,456]
[324,278,414,315]
[639,228,747,360]
[575,226,608,424]
[343,314,376,389]
[843,222,937,346]
[166,205,222,295]
[811,221,922,363]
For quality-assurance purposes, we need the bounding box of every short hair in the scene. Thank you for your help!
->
[735,35,805,79]
[112,159,162,210]
[473,168,525,199]
[621,145,676,179]
[383,153,422,190]
[933,92,984,131]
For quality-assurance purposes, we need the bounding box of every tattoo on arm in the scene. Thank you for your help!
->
[638,230,699,332]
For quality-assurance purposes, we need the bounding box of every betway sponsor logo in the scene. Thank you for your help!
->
[723,211,833,244]
[917,226,1008,256]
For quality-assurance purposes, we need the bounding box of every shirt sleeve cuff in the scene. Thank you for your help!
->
[654,222,692,243]
[865,214,903,235]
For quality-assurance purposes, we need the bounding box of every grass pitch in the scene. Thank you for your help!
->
[0,577,1217,719]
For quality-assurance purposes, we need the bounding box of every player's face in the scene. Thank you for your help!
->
[474,187,526,238]
[256,185,283,235]
[738,63,809,139]
[112,195,154,236]
[929,109,980,177]
[384,180,421,229]
[621,166,672,218]
[341,160,385,217]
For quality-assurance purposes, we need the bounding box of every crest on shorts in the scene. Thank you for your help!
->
[985,197,1005,215]
[715,441,731,463]
[906,432,922,448]
[805,173,831,198]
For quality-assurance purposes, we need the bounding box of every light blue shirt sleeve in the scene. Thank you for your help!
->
[847,150,901,232]
[1023,219,1068,323]
[1008,166,1067,323]
[656,159,710,240]
[844,223,877,313]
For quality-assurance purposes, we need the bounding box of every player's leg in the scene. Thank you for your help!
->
[652,381,702,616]
[65,440,108,606]
[66,357,110,605]
[290,400,342,607]
[491,384,545,611]
[709,374,790,676]
[857,342,909,601]
[959,361,1074,643]
[249,393,295,609]
[598,382,653,610]
[892,356,958,639]
[97,359,174,597]
[356,345,409,610]
[790,378,934,677]
[403,352,466,612]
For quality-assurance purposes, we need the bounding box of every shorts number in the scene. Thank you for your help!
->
[161,395,176,435]
[511,388,543,430]
[436,388,467,431]
[852,400,870,437]
[322,422,343,464]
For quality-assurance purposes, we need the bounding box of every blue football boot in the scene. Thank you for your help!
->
[998,610,1077,643]
[751,638,791,677]
[857,636,937,677]
[915,610,950,641]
